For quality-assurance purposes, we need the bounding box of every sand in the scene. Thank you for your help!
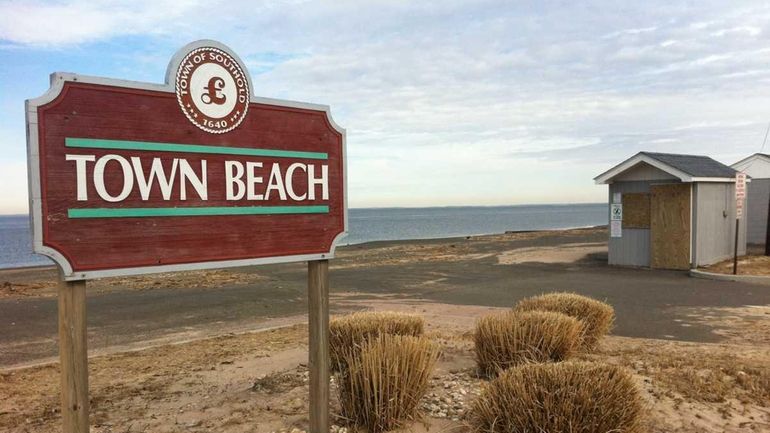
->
[1,298,769,433]
[0,268,265,299]
[496,242,606,264]
[702,255,770,276]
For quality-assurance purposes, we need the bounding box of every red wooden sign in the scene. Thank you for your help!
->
[26,40,347,280]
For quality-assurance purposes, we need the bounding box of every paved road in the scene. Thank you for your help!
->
[2,229,769,367]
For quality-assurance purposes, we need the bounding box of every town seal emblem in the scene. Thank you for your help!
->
[175,46,250,134]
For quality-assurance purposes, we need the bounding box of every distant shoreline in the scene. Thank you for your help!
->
[339,224,607,247]
[0,202,607,218]
[0,225,607,273]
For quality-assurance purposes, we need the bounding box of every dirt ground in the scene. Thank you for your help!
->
[1,300,769,433]
[496,241,606,265]
[0,268,265,299]
[703,254,770,276]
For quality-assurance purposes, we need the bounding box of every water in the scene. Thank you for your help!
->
[0,203,607,269]
[343,204,607,244]
[0,215,48,269]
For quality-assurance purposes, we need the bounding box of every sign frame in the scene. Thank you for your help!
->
[733,172,746,274]
[735,172,746,219]
[26,40,348,281]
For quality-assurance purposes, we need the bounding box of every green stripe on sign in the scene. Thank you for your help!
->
[65,138,328,160]
[68,205,329,218]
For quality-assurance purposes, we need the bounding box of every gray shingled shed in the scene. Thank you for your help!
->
[594,152,746,269]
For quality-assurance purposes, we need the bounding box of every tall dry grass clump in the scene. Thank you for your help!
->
[330,311,424,371]
[469,361,644,433]
[515,292,614,349]
[473,310,584,377]
[337,334,439,433]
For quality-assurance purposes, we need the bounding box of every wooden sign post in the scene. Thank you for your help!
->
[308,260,330,433]
[26,40,346,433]
[58,278,89,433]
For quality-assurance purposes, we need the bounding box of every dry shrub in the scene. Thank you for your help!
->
[337,334,439,433]
[473,310,584,377]
[469,361,644,433]
[515,292,614,349]
[330,311,424,371]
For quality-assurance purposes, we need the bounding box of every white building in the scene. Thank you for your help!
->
[732,153,770,245]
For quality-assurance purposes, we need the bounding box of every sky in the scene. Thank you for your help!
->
[2,1,770,213]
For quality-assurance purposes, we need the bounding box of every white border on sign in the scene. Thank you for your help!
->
[26,40,348,281]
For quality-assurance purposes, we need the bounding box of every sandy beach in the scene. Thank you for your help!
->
[1,304,769,433]
[1,227,769,432]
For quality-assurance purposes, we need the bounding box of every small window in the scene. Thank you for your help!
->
[622,193,651,229]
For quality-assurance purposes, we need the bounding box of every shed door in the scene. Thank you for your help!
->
[650,183,691,270]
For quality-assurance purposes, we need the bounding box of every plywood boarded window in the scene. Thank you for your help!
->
[622,193,651,229]
[650,183,691,270]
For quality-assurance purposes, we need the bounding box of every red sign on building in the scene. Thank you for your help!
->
[26,40,347,280]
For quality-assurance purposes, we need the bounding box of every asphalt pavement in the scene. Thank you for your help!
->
[2,229,769,367]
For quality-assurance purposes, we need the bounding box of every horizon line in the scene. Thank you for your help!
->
[0,201,607,217]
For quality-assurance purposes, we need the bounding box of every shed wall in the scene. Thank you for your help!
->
[613,162,679,182]
[746,178,770,245]
[693,182,747,266]
[733,156,770,178]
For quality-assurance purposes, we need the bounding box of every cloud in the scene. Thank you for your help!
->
[0,0,202,46]
[603,26,659,39]
[711,26,762,37]
[3,1,770,210]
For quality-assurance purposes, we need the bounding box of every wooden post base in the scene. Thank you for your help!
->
[308,260,330,433]
[59,278,89,433]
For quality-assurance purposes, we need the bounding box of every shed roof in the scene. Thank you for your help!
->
[595,151,738,184]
